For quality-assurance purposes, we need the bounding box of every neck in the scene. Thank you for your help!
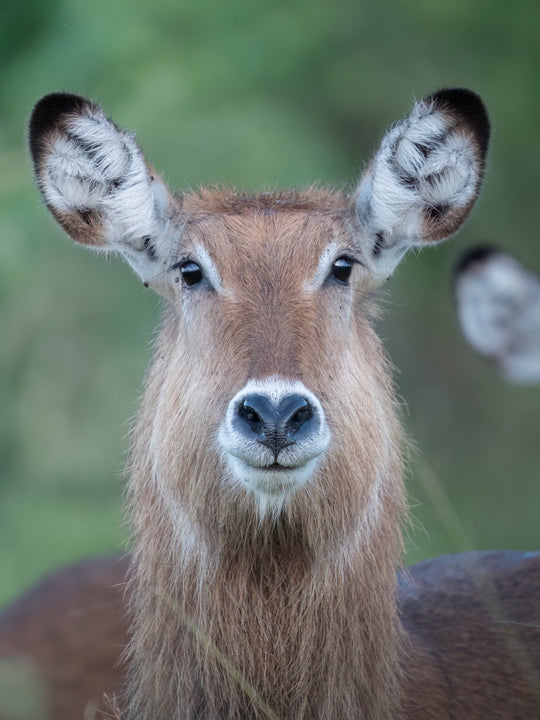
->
[124,468,406,719]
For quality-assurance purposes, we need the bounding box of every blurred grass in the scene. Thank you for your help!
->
[1,0,539,607]
[0,658,46,719]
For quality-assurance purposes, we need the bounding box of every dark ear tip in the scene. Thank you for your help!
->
[28,92,91,166]
[454,245,501,280]
[429,87,490,157]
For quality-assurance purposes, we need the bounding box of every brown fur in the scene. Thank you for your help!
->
[50,204,105,247]
[0,556,129,719]
[123,195,407,719]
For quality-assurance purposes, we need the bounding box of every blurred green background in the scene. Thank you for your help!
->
[1,0,539,608]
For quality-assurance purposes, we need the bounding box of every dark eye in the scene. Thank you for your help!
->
[180,261,203,286]
[331,256,353,284]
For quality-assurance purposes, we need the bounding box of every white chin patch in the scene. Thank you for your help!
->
[226,455,319,505]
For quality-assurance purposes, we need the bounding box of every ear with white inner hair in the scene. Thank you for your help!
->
[353,88,490,284]
[29,93,179,291]
[454,247,540,384]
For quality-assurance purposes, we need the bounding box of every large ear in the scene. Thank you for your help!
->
[454,247,540,384]
[353,88,490,283]
[29,93,178,289]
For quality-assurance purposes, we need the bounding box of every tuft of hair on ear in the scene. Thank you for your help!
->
[427,87,490,171]
[29,92,98,174]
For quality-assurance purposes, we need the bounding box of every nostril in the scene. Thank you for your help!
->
[238,399,264,436]
[234,392,318,455]
[287,401,313,435]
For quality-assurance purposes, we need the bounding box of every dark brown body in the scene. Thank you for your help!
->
[0,556,129,719]
[401,551,540,719]
[1,550,538,719]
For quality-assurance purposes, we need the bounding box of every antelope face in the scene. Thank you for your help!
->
[164,199,363,508]
[29,88,489,516]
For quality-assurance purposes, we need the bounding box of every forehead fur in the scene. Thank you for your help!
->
[178,187,355,283]
[181,186,349,215]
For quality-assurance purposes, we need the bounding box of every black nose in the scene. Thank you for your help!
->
[236,393,316,458]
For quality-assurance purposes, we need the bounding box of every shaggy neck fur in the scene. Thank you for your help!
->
[123,324,407,720]
[126,504,405,720]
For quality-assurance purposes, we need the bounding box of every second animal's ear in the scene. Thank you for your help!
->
[354,88,490,284]
[455,247,540,384]
[29,93,178,289]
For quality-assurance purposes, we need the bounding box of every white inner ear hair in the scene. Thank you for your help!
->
[43,107,172,257]
[357,98,479,254]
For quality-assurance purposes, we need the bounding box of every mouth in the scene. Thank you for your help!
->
[218,377,331,508]
[224,454,320,503]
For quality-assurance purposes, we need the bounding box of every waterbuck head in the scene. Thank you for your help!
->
[29,89,489,554]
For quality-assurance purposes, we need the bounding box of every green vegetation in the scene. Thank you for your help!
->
[0,658,46,719]
[1,0,539,607]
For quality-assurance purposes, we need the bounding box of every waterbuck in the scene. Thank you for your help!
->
[1,88,539,719]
